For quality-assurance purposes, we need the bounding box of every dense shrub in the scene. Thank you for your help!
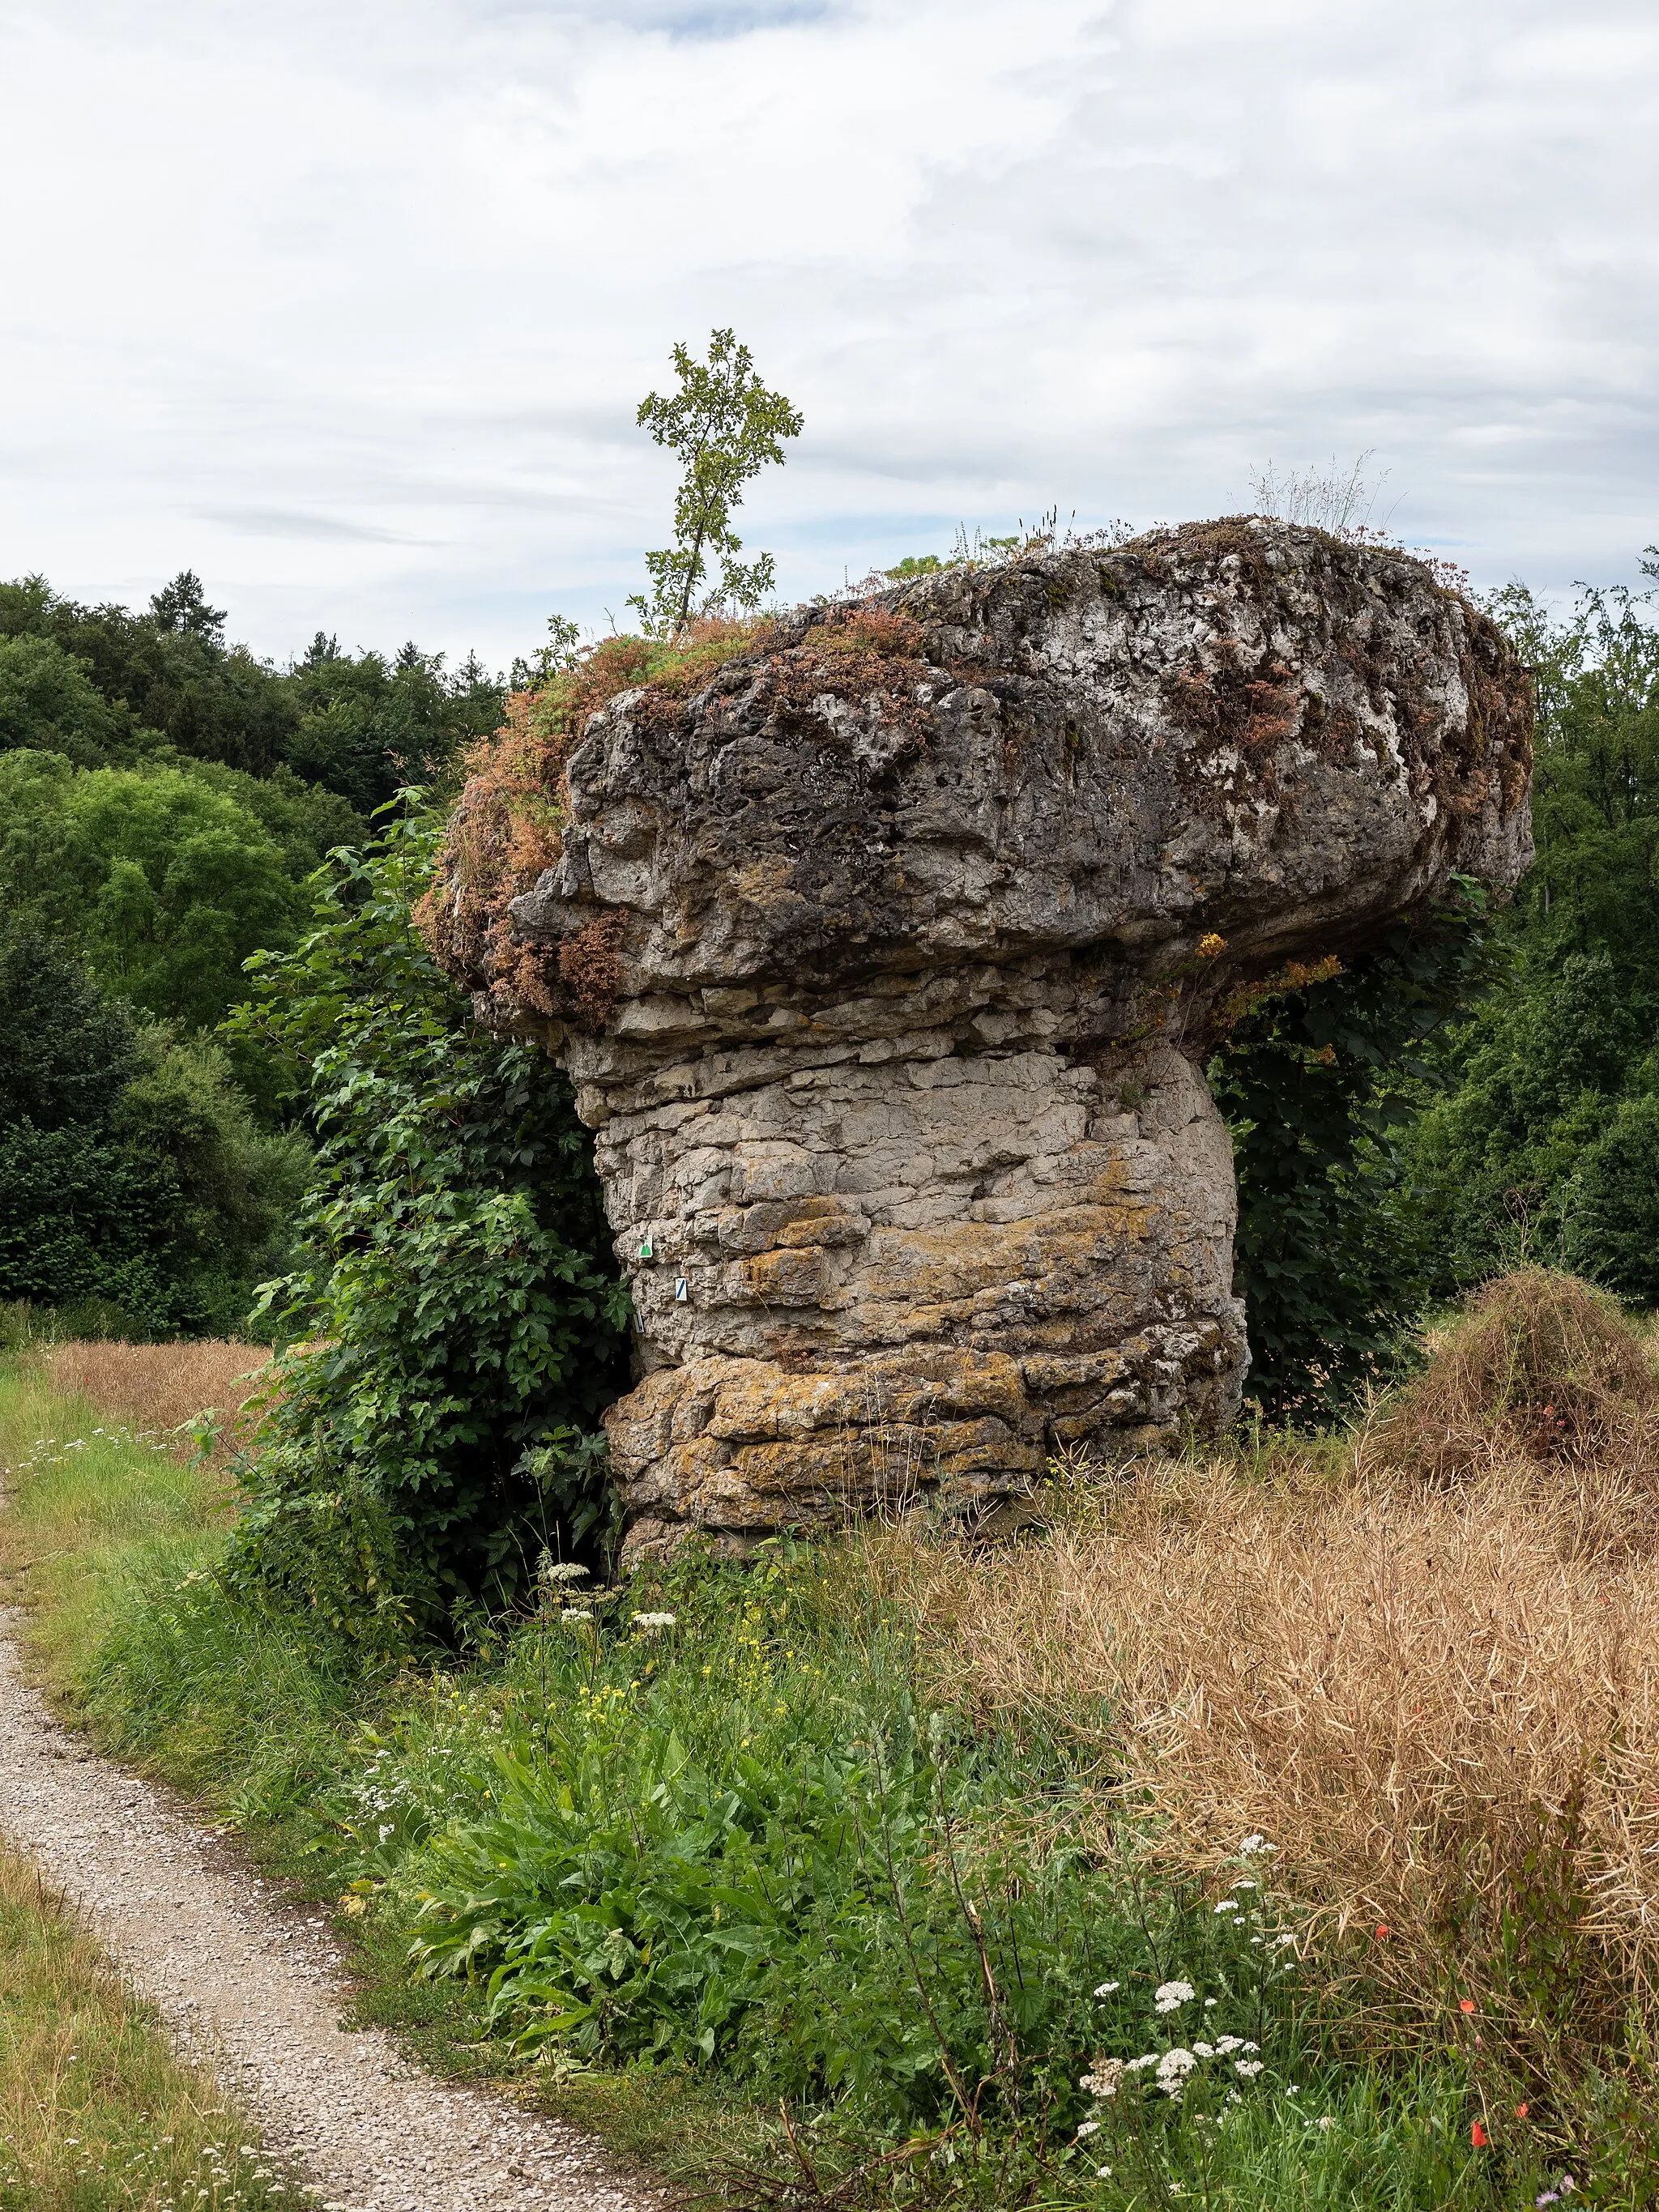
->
[1561,1094,1659,1299]
[225,811,630,1637]
[401,1556,1283,2143]
[1213,892,1500,1419]
[0,923,305,1335]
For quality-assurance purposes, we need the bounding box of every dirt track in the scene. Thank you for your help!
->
[0,1614,659,2212]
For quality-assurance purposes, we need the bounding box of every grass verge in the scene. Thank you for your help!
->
[2,1290,1643,2206]
[0,1840,296,2211]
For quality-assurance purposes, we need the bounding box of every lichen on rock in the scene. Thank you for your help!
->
[424,518,1533,1559]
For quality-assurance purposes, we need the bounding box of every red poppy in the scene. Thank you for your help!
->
[1459,1998,1477,2015]
[1471,2123,1490,2148]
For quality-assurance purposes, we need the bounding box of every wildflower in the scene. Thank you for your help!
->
[1078,2061,1124,2098]
[631,1610,677,1634]
[1192,2041,1214,2057]
[1198,933,1226,957]
[1239,1834,1275,1854]
[561,1609,595,1624]
[1316,2116,1336,2130]
[1231,1878,1257,1890]
[1076,2120,1101,2137]
[1097,2168,1113,2180]
[1213,1899,1239,1914]
[1459,1998,1477,2015]
[1215,2036,1245,2054]
[537,1556,589,1584]
[1157,2048,1196,2098]
[1537,2196,1560,2207]
[1154,1979,1196,2012]
[1094,1980,1121,1997]
[1471,2122,1490,2148]
[1375,1923,1390,1938]
[1516,2103,1529,2119]
[1125,2054,1161,2073]
[1234,2059,1264,2078]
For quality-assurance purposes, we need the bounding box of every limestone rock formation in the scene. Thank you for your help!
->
[429,519,1533,1558]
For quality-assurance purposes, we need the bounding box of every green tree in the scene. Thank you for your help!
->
[1486,558,1659,974]
[1401,560,1659,1302]
[0,570,296,777]
[0,570,506,808]
[0,752,307,1032]
[283,636,506,814]
[225,812,630,1634]
[114,1024,313,1332]
[0,924,303,1332]
[0,633,160,766]
[629,327,803,637]
[1559,1093,1659,1301]
[1410,953,1648,1285]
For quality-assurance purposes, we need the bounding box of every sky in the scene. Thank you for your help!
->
[2,0,1655,671]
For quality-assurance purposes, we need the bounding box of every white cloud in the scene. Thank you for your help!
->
[0,0,1653,666]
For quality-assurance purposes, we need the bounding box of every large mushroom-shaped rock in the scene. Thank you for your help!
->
[427,518,1532,1558]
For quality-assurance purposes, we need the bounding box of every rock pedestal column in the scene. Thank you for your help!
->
[434,519,1533,1558]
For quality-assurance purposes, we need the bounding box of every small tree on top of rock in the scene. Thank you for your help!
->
[628,328,802,638]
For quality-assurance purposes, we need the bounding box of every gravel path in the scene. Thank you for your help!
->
[0,1613,663,2212]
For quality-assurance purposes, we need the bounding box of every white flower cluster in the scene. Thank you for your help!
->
[631,1610,677,1634]
[1073,1836,1286,2141]
[1078,2059,1125,2098]
[537,1554,590,1585]
[1078,2033,1263,2116]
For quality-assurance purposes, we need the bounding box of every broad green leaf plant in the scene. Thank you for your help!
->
[224,808,630,1643]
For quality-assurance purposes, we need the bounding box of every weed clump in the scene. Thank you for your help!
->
[1363,1266,1658,1485]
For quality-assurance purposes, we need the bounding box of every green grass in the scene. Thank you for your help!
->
[0,1840,300,2212]
[0,1359,1583,2208]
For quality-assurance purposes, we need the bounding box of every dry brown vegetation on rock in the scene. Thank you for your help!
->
[860,1269,1659,2103]
[416,616,776,1022]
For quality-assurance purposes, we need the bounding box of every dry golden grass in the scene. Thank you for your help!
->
[36,1340,271,1461]
[863,1271,1659,2083]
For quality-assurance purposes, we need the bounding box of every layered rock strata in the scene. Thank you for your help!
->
[433,519,1533,1558]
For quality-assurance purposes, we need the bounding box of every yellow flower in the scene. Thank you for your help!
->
[1198,932,1226,958]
